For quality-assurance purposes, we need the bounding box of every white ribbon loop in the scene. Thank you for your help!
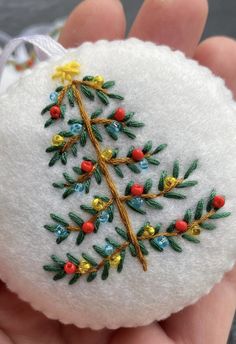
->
[0,35,67,83]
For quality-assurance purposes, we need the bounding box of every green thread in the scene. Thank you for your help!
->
[43,190,231,283]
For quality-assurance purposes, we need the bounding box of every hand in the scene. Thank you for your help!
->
[1,1,236,343]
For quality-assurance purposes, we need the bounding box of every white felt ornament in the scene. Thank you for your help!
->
[0,38,236,330]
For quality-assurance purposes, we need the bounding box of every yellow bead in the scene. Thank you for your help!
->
[148,227,155,236]
[188,224,201,236]
[110,254,121,268]
[92,198,106,211]
[164,176,177,191]
[78,260,91,274]
[145,224,155,236]
[143,230,150,238]
[101,149,113,161]
[52,134,64,146]
[93,75,104,86]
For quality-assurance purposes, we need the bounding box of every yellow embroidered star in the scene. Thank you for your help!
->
[52,61,80,83]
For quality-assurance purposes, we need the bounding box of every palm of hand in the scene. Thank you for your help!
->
[1,1,236,343]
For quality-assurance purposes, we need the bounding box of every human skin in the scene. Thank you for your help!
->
[1,1,236,343]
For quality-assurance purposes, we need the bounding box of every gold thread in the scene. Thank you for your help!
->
[90,118,124,125]
[67,199,114,233]
[67,205,217,238]
[188,209,216,229]
[163,178,182,192]
[61,135,81,153]
[75,208,218,275]
[139,232,177,241]
[108,154,151,166]
[77,231,177,274]
[120,180,183,202]
[73,80,109,94]
[57,85,70,106]
[72,84,147,271]
[64,164,98,187]
[120,193,162,201]
[67,225,81,232]
[77,241,129,274]
[88,199,114,224]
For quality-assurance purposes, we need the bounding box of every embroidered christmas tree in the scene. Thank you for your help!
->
[42,61,231,284]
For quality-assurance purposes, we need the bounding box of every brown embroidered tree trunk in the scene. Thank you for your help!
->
[72,85,147,271]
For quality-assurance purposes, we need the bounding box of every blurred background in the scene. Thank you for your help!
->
[0,0,236,38]
[0,0,235,342]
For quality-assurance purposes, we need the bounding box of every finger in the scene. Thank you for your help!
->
[129,0,208,57]
[194,36,236,97]
[59,0,126,48]
[110,322,173,344]
[161,265,236,343]
[61,324,112,344]
[0,282,112,344]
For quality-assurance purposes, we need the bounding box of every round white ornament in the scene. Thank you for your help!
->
[0,38,235,330]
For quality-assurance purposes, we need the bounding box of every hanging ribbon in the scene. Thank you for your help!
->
[0,35,66,84]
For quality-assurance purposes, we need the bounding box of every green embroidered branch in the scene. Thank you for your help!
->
[45,131,81,166]
[50,142,167,186]
[106,142,167,173]
[64,164,98,186]
[75,78,124,104]
[45,160,198,244]
[41,76,124,127]
[44,195,114,244]
[43,190,231,284]
[52,162,101,198]
[67,113,144,143]
[52,155,193,201]
[45,111,146,167]
[43,230,177,284]
[123,160,198,214]
[61,135,81,153]
[74,79,109,94]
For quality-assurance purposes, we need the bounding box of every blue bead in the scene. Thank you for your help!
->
[74,183,84,192]
[139,158,149,170]
[107,121,121,134]
[104,244,114,255]
[55,225,68,238]
[49,92,58,102]
[154,236,169,248]
[113,122,122,132]
[70,123,83,135]
[130,197,144,209]
[99,211,110,223]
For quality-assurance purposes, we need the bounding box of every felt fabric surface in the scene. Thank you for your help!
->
[0,38,236,330]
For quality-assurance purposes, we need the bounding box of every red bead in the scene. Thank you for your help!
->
[212,195,225,209]
[64,261,77,274]
[175,220,188,233]
[114,108,125,122]
[15,64,23,71]
[82,221,95,233]
[131,184,144,196]
[27,59,34,67]
[132,148,144,161]
[50,105,61,119]
[81,160,93,173]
